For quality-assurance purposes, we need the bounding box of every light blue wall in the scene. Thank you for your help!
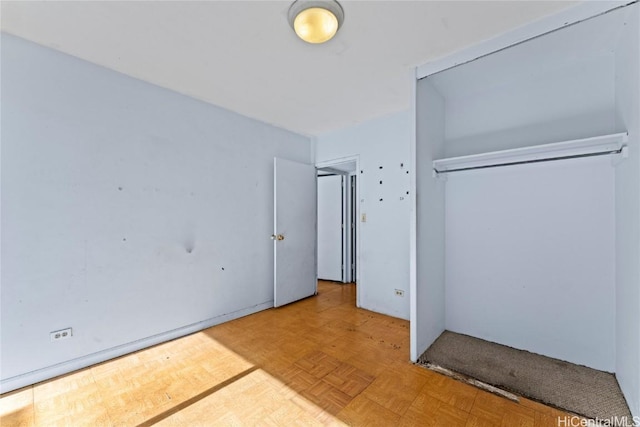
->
[442,53,618,157]
[614,3,640,417]
[316,111,411,320]
[0,34,311,391]
[413,79,446,361]
[445,155,616,371]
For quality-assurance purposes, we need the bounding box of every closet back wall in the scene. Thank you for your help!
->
[445,156,616,371]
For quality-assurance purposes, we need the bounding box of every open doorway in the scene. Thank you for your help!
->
[316,157,360,304]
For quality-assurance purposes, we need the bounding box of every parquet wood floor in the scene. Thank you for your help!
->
[1,281,573,426]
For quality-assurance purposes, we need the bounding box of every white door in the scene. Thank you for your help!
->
[317,175,344,281]
[273,158,317,307]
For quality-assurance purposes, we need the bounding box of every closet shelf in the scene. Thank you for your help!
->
[433,132,628,174]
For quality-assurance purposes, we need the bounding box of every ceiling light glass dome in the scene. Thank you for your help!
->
[288,0,344,44]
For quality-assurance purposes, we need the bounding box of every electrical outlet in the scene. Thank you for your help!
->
[395,289,404,297]
[50,328,72,342]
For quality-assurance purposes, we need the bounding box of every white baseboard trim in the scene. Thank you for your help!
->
[0,300,273,394]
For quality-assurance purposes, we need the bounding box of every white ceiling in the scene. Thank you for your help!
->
[1,1,577,136]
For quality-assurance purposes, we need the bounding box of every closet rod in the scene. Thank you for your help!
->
[434,147,624,175]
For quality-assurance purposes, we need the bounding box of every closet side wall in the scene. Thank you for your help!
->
[414,79,446,358]
[614,3,640,417]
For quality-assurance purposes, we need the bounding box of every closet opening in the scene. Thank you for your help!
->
[412,2,639,420]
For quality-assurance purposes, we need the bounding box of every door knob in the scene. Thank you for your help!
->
[271,234,285,241]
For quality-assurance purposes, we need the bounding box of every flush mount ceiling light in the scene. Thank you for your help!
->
[288,0,344,44]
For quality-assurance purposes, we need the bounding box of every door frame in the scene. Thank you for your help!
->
[316,155,361,308]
